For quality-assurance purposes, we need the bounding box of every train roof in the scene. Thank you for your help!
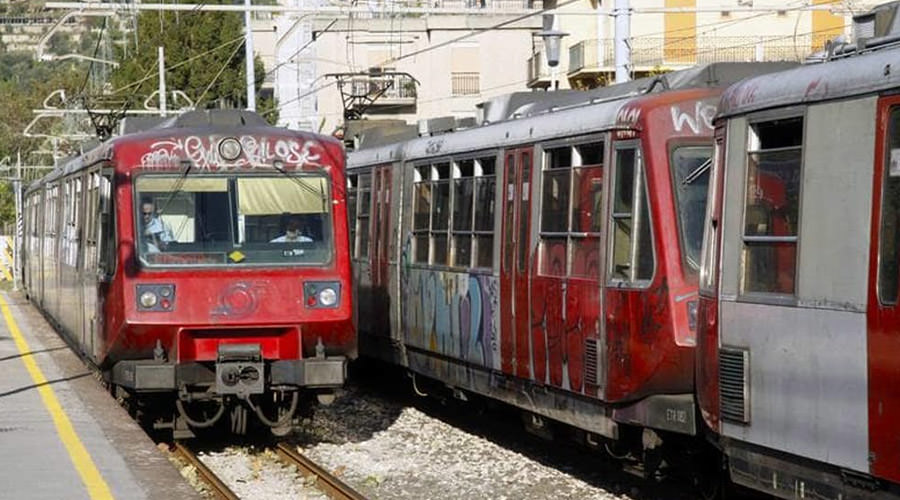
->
[504,61,797,119]
[719,45,900,118]
[347,62,795,168]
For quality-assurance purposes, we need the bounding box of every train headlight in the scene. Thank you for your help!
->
[218,137,242,161]
[318,287,338,307]
[136,284,176,311]
[140,290,159,308]
[304,281,341,309]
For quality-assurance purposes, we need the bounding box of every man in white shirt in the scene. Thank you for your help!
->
[141,201,174,252]
[270,219,312,243]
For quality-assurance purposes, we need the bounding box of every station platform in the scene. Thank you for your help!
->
[0,290,200,500]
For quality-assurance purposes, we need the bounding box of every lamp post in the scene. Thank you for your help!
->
[538,25,568,90]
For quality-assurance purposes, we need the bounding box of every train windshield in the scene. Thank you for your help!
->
[671,146,712,272]
[135,174,333,267]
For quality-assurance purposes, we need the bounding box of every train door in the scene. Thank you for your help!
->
[500,148,533,378]
[371,165,392,339]
[82,170,100,360]
[868,96,900,485]
[604,141,656,400]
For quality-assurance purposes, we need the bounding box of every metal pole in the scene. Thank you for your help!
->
[158,46,167,116]
[614,0,630,83]
[244,0,257,111]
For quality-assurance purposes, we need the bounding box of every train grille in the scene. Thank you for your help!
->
[719,348,750,424]
[584,338,600,386]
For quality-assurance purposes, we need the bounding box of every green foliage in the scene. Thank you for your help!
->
[110,1,261,111]
[0,53,87,228]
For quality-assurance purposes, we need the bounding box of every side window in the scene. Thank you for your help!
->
[431,162,451,265]
[452,156,496,269]
[98,172,115,276]
[539,141,604,279]
[412,165,431,264]
[879,108,900,304]
[700,133,725,293]
[741,117,803,295]
[347,174,359,258]
[609,145,653,284]
[357,173,372,259]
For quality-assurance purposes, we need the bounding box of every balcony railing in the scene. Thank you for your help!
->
[351,0,544,17]
[526,50,552,89]
[452,72,480,96]
[568,35,831,75]
[347,74,418,113]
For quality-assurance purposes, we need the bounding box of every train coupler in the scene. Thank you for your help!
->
[215,343,264,398]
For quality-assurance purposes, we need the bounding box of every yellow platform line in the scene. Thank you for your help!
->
[0,293,114,500]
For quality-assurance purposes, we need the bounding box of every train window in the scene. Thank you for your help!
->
[740,117,802,295]
[135,174,333,267]
[539,142,604,279]
[671,146,713,272]
[700,135,725,293]
[432,163,451,266]
[453,160,475,267]
[356,174,372,259]
[473,157,496,268]
[347,175,358,258]
[879,108,900,304]
[413,166,431,264]
[517,153,531,273]
[609,146,654,284]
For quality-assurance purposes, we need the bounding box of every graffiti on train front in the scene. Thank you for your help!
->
[403,268,500,371]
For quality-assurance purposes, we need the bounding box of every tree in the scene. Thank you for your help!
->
[109,1,278,122]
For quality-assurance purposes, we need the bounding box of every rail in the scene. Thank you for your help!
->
[171,442,240,500]
[275,443,368,500]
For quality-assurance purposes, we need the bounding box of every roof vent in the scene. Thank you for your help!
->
[417,116,458,137]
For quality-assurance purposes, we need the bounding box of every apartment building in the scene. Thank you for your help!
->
[262,0,881,136]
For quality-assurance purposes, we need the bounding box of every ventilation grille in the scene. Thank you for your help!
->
[719,348,750,424]
[584,338,600,386]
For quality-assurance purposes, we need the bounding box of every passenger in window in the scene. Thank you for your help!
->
[271,220,312,243]
[140,199,174,252]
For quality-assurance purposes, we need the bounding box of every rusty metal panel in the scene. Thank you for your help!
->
[719,300,869,473]
[797,98,876,311]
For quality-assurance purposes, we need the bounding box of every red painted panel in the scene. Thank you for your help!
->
[177,327,301,362]
[500,152,517,375]
[867,96,900,484]
[515,151,533,379]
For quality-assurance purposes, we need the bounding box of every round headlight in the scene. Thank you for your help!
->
[140,291,159,308]
[318,287,337,307]
[218,137,242,161]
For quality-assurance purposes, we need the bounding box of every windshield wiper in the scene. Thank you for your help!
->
[272,162,329,209]
[156,160,193,216]
[682,158,712,186]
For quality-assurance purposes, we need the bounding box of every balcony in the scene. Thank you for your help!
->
[567,35,825,88]
[526,50,552,89]
[346,73,417,115]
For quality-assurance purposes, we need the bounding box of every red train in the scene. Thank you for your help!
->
[697,3,900,498]
[21,110,354,438]
[347,62,791,477]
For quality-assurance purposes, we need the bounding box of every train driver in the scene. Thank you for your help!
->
[140,200,174,252]
[270,219,313,243]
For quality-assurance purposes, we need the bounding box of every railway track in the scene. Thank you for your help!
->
[274,442,367,500]
[171,442,240,500]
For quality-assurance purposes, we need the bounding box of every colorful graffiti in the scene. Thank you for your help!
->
[402,268,500,372]
[140,135,323,170]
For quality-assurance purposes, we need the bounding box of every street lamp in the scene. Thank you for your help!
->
[538,27,569,67]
